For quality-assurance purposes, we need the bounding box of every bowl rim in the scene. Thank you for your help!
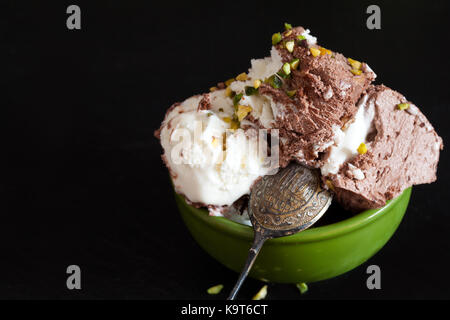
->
[177,187,411,244]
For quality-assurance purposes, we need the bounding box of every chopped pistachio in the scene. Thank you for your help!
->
[309,47,321,57]
[207,284,224,295]
[297,35,306,41]
[236,105,253,121]
[284,30,293,37]
[252,285,268,300]
[347,58,362,70]
[286,89,296,98]
[272,32,282,45]
[230,119,240,130]
[357,142,368,154]
[296,282,308,294]
[209,86,217,92]
[284,22,292,30]
[245,86,258,96]
[233,93,243,106]
[225,86,233,98]
[222,117,232,123]
[325,179,335,192]
[225,78,235,87]
[282,62,291,75]
[285,40,295,53]
[253,79,262,89]
[397,103,410,110]
[319,47,332,56]
[277,70,289,79]
[290,58,300,70]
[236,72,248,81]
[350,69,362,76]
[268,75,283,89]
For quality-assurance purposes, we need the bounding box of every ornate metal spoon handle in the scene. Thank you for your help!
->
[227,232,266,300]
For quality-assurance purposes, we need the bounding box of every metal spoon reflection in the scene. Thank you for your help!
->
[227,163,332,300]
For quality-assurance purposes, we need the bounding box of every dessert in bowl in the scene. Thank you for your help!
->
[155,24,442,284]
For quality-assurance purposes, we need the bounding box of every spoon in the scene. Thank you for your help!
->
[227,163,332,300]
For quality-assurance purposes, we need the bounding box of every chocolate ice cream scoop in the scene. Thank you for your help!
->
[227,164,332,300]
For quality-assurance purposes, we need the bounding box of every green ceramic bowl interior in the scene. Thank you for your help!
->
[176,187,412,283]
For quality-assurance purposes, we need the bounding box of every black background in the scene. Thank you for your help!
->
[2,0,450,300]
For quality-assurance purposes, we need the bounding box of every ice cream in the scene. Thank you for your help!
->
[254,26,376,169]
[326,85,443,211]
[155,89,277,213]
[155,24,442,218]
[320,93,376,176]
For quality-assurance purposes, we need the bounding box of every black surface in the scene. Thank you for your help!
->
[2,0,450,299]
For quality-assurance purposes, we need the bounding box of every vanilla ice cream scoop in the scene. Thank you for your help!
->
[159,90,274,209]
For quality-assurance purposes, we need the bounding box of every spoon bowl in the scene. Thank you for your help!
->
[227,164,332,299]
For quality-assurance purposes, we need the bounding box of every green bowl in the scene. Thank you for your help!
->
[175,187,411,283]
